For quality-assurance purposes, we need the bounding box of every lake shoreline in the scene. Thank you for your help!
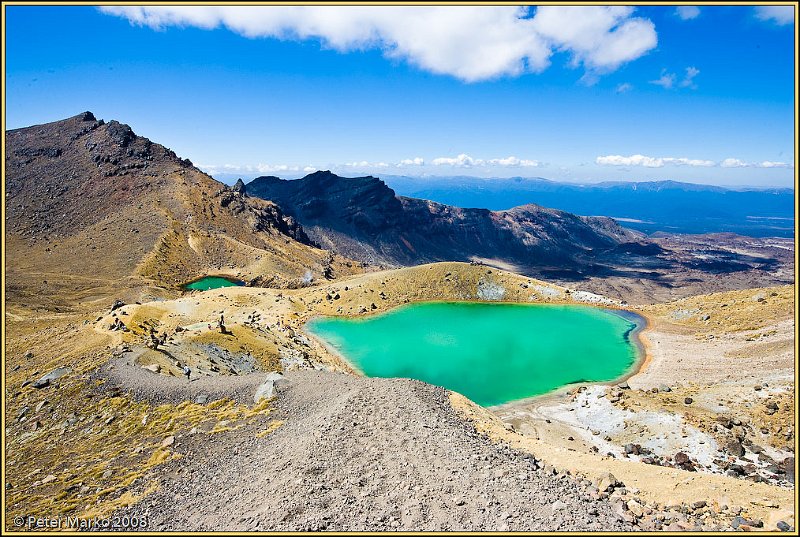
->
[303,299,655,409]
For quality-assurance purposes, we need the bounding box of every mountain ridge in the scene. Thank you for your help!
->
[246,171,641,271]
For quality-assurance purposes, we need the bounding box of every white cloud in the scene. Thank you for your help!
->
[431,154,539,168]
[754,6,795,26]
[615,82,633,93]
[198,162,305,175]
[721,158,794,169]
[665,157,715,167]
[100,6,657,82]
[303,166,318,173]
[432,153,482,167]
[256,163,299,173]
[596,154,715,168]
[720,158,749,168]
[649,70,676,89]
[600,155,794,169]
[531,6,657,73]
[596,154,666,167]
[487,156,539,167]
[649,66,699,90]
[398,157,425,166]
[341,160,389,168]
[760,160,793,169]
[675,6,700,20]
[680,66,700,88]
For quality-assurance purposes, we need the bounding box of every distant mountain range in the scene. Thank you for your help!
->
[378,176,794,238]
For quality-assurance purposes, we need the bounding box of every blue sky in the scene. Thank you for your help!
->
[4,5,796,186]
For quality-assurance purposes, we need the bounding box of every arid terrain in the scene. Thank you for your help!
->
[4,113,796,532]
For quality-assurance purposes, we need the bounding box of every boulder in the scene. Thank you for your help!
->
[725,440,745,458]
[142,364,161,374]
[780,456,794,475]
[624,443,641,455]
[627,499,645,518]
[254,372,290,403]
[36,367,72,385]
[30,379,50,389]
[597,472,620,492]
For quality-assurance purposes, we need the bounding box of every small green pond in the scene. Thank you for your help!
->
[307,302,641,407]
[183,276,245,291]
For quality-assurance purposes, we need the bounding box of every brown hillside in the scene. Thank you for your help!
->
[5,112,361,311]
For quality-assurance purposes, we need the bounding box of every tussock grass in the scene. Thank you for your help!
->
[4,380,273,529]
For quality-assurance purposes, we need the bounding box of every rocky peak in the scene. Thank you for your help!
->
[232,178,247,194]
[105,120,136,148]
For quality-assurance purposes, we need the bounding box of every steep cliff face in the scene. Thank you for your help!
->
[5,113,358,304]
[246,171,641,271]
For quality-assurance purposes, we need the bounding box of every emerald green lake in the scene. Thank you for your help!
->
[183,276,245,291]
[307,302,641,407]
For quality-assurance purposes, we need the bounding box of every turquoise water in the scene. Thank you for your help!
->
[183,276,244,291]
[307,302,640,407]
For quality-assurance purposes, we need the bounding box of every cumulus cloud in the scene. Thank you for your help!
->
[100,5,657,82]
[342,160,389,168]
[720,158,749,168]
[596,154,715,168]
[760,160,793,168]
[675,6,700,20]
[197,162,304,175]
[596,154,665,167]
[650,66,699,90]
[722,158,794,169]
[754,6,794,26]
[531,6,657,73]
[600,155,793,169]
[487,156,539,167]
[649,70,676,89]
[680,66,700,88]
[431,154,539,168]
[398,157,425,166]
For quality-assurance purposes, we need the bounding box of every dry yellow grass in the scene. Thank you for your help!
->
[5,381,274,528]
[642,285,794,335]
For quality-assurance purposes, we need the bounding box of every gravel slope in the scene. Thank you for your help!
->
[113,370,637,531]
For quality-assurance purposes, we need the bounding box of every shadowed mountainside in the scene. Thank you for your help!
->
[246,171,640,270]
